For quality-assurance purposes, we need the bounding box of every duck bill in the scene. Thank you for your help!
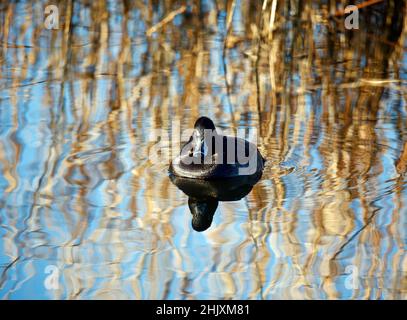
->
[193,138,207,158]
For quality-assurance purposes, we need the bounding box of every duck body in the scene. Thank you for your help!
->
[169,170,263,201]
[169,117,265,180]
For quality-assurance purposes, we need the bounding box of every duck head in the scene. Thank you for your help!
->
[189,116,217,158]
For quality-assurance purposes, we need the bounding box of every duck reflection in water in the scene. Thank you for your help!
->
[170,172,262,231]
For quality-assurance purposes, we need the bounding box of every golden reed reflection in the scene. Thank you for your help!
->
[0,0,406,299]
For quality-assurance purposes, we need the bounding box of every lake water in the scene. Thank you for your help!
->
[0,0,406,299]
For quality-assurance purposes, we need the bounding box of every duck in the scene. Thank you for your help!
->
[169,116,265,179]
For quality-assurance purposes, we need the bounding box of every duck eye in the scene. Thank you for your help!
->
[189,148,193,156]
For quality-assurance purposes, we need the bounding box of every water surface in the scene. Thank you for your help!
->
[0,0,406,299]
